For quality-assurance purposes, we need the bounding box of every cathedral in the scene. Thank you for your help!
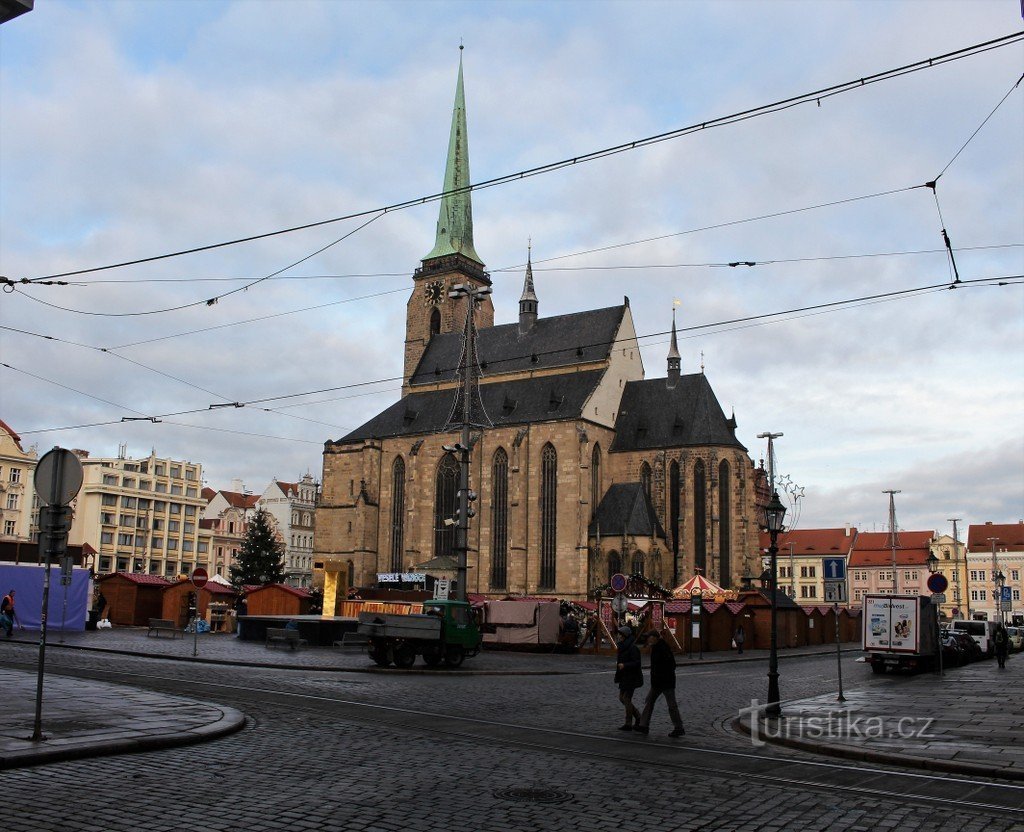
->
[315,58,765,601]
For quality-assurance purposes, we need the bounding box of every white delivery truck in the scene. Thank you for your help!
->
[862,594,938,674]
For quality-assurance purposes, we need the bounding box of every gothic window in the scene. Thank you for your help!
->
[608,550,622,580]
[591,443,602,520]
[718,459,731,588]
[640,461,652,501]
[694,459,707,574]
[669,460,681,558]
[632,550,645,577]
[540,443,557,589]
[491,448,509,589]
[390,457,405,573]
[434,453,459,559]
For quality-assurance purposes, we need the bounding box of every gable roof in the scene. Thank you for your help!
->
[273,481,299,497]
[218,490,260,510]
[338,370,605,443]
[848,530,934,567]
[409,305,625,386]
[247,583,311,598]
[758,527,858,554]
[98,572,172,586]
[610,374,746,452]
[589,483,666,539]
[0,418,24,451]
[966,522,1024,552]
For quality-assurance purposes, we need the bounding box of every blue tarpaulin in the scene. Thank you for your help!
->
[0,564,90,631]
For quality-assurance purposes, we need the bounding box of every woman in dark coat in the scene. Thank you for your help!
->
[614,625,643,730]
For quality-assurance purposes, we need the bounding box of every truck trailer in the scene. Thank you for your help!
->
[862,594,939,674]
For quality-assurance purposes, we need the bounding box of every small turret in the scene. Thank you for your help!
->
[519,242,538,335]
[666,308,681,388]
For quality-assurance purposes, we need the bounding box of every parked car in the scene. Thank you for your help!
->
[947,630,983,662]
[1007,627,1024,652]
[939,632,967,667]
[951,619,998,657]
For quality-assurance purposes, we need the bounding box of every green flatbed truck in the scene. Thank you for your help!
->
[357,599,482,668]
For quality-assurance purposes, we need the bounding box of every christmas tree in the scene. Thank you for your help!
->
[230,507,286,587]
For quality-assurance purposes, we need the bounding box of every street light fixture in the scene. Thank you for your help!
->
[764,491,786,719]
[994,570,1006,625]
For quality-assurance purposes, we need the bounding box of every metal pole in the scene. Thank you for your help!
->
[788,541,796,598]
[834,600,846,701]
[766,532,781,718]
[33,454,66,742]
[988,537,1000,624]
[884,490,901,594]
[948,518,962,617]
[59,581,68,645]
[935,601,943,676]
[193,599,199,657]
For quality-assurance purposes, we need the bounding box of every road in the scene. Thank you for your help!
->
[2,643,1021,832]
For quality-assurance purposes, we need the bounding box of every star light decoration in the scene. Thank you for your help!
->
[775,475,805,532]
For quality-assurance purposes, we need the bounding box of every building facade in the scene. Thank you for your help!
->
[68,447,211,577]
[315,59,765,601]
[258,475,319,587]
[929,532,970,619]
[760,527,858,603]
[201,486,259,579]
[0,419,38,542]
[966,521,1024,623]
[849,530,935,605]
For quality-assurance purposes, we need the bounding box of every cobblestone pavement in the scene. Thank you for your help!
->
[1,635,1022,831]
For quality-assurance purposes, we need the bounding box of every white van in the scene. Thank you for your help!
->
[952,619,998,656]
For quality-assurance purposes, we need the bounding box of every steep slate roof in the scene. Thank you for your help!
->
[588,483,666,539]
[338,370,604,443]
[848,530,934,567]
[966,522,1024,551]
[409,305,625,386]
[611,373,746,452]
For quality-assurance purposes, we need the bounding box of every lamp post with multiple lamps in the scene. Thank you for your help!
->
[764,491,787,719]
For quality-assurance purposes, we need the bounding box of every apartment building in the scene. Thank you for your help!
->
[0,419,38,541]
[201,485,258,579]
[966,521,1024,623]
[849,530,935,605]
[68,447,211,577]
[929,532,970,619]
[258,474,319,587]
[759,526,858,603]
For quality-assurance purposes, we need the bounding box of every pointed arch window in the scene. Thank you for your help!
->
[429,307,441,337]
[434,453,459,559]
[608,550,622,581]
[540,443,557,589]
[694,459,707,574]
[390,457,406,572]
[718,459,731,588]
[640,461,652,501]
[491,448,508,590]
[591,443,602,520]
[632,550,645,577]
[669,459,681,559]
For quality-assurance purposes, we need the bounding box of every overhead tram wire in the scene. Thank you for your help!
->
[16,31,1023,285]
[7,273,1020,438]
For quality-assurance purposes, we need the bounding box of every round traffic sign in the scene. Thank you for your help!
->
[611,593,628,614]
[609,573,628,593]
[33,447,84,506]
[191,567,209,589]
[926,572,948,594]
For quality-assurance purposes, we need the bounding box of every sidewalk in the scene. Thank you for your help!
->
[0,667,245,770]
[736,653,1024,780]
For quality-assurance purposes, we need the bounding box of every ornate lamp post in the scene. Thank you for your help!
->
[927,552,943,675]
[764,491,787,718]
[994,570,1006,625]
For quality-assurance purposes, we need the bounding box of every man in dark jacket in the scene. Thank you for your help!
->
[635,629,684,737]
[614,625,643,731]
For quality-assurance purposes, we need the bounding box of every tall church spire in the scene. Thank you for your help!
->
[666,306,681,388]
[519,239,538,334]
[423,48,482,264]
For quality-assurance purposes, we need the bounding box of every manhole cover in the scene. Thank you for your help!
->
[493,787,573,805]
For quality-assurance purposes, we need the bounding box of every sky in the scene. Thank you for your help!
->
[1,0,1022,537]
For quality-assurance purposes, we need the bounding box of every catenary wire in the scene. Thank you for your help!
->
[16,31,1023,284]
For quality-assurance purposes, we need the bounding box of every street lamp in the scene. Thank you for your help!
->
[926,552,943,675]
[764,491,787,719]
[994,570,1006,625]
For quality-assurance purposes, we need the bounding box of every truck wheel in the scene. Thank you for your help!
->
[422,645,443,666]
[871,662,884,674]
[393,642,416,668]
[444,645,465,668]
[369,643,391,667]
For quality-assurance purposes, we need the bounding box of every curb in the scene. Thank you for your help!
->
[0,705,247,771]
[730,712,1024,782]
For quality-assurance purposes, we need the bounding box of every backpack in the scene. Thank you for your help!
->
[1,595,11,615]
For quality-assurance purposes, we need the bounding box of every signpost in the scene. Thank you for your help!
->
[823,557,846,581]
[822,558,848,702]
[690,592,703,660]
[609,573,628,594]
[190,568,209,656]
[31,448,84,742]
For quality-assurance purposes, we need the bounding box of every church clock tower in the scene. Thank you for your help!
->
[404,50,494,391]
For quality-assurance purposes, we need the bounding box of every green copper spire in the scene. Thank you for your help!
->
[423,50,482,264]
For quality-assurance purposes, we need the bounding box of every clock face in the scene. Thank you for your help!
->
[423,280,445,306]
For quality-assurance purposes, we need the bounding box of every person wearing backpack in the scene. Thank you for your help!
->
[1,589,16,637]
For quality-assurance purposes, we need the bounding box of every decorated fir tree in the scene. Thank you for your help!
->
[230,507,286,587]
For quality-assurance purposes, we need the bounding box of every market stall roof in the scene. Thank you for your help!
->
[672,574,726,599]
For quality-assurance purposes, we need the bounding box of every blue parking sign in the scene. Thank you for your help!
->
[823,557,846,581]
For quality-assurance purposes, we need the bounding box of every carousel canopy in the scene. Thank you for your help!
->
[672,574,727,599]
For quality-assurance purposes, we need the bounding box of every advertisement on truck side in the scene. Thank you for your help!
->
[863,595,920,653]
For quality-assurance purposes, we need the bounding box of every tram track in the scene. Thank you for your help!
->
[17,658,1024,818]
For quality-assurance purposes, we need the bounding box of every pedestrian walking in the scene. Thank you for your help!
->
[734,624,746,655]
[614,625,643,731]
[635,629,685,737]
[994,623,1009,669]
[1,589,16,637]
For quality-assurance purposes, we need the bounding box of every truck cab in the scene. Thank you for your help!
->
[359,599,482,668]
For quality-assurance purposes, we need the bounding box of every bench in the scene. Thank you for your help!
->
[333,631,369,648]
[147,618,181,638]
[266,627,306,650]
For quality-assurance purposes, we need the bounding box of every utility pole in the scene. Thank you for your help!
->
[948,518,963,617]
[883,490,901,594]
[443,282,492,602]
[756,432,783,495]
[988,536,1001,623]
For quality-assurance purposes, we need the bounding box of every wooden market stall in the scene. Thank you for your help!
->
[244,583,313,617]
[96,572,171,626]
[161,578,237,628]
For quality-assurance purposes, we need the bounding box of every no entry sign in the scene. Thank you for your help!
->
[190,567,209,589]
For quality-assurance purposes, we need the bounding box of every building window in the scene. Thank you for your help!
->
[433,453,459,559]
[170,485,183,495]
[631,550,645,577]
[491,448,508,590]
[99,557,112,572]
[101,494,117,507]
[669,459,681,563]
[155,482,168,493]
[122,478,135,488]
[1012,570,1020,582]
[639,462,652,501]
[1014,589,1021,601]
[390,457,406,573]
[693,460,706,574]
[169,503,181,515]
[182,540,193,552]
[170,466,181,478]
[168,520,180,533]
[9,468,21,483]
[103,475,118,486]
[151,537,163,549]
[6,493,17,510]
[719,459,731,588]
[591,444,602,520]
[5,520,18,535]
[117,533,134,546]
[608,550,622,581]
[429,307,441,337]
[540,443,557,590]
